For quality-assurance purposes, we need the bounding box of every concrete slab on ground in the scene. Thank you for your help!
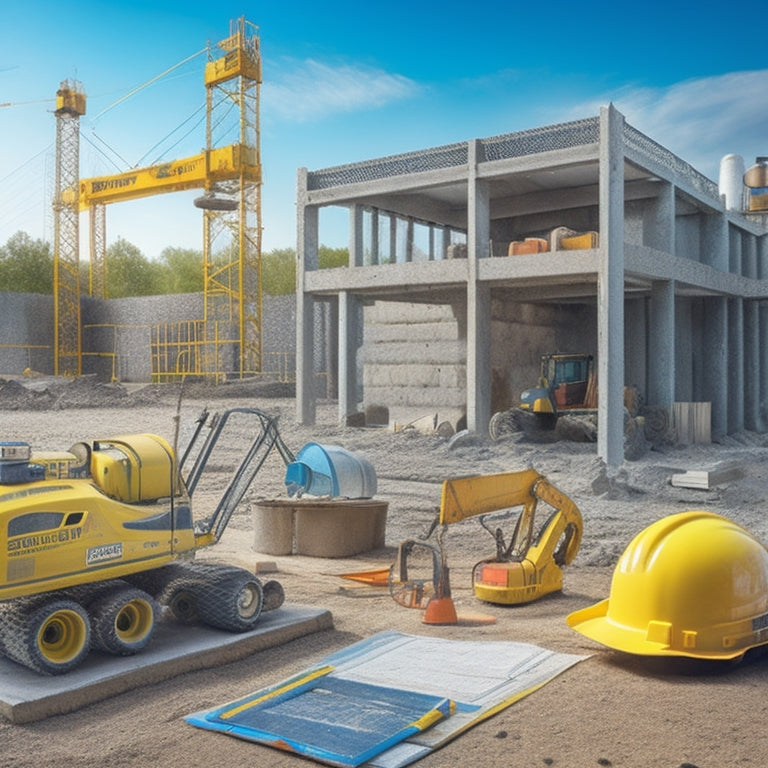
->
[0,603,333,724]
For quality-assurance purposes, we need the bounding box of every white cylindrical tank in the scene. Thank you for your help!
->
[284,442,377,499]
[719,154,745,211]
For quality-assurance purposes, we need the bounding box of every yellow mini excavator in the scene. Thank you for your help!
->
[391,468,582,609]
[0,408,293,675]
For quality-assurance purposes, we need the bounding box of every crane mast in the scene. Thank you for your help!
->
[53,80,86,377]
[201,17,263,379]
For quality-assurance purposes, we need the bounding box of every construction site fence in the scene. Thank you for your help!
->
[0,344,53,377]
[0,331,298,385]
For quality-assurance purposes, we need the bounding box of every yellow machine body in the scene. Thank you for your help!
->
[88,434,175,503]
[439,469,582,604]
[473,558,562,605]
[519,396,555,415]
[0,435,196,602]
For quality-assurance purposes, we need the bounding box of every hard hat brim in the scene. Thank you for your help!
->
[566,600,749,660]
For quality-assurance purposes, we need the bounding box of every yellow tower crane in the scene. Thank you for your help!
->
[61,17,263,381]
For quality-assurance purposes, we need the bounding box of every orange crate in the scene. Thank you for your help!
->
[508,237,548,256]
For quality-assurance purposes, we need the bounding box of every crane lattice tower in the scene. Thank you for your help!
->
[52,80,86,377]
[200,18,263,378]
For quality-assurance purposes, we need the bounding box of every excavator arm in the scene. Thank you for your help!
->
[437,469,583,605]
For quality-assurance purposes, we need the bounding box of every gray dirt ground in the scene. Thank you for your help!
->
[1,377,767,768]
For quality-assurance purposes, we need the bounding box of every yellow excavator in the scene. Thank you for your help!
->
[390,469,582,610]
[0,408,293,675]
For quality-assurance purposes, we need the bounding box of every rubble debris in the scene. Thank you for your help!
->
[670,461,745,490]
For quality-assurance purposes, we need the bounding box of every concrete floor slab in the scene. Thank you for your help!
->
[0,604,333,724]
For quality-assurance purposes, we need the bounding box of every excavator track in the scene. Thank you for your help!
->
[125,561,284,632]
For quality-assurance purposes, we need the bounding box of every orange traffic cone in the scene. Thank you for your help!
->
[422,595,458,625]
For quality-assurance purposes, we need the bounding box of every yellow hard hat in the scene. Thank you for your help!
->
[567,511,768,659]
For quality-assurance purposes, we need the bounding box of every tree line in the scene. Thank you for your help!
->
[0,231,348,297]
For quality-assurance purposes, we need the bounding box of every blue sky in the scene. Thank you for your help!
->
[1,0,766,258]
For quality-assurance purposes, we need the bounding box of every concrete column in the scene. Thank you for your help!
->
[338,291,361,424]
[325,300,338,400]
[703,213,728,271]
[728,227,742,275]
[370,209,380,265]
[296,167,319,425]
[648,280,675,408]
[743,233,758,279]
[643,180,674,251]
[597,105,625,467]
[675,299,694,401]
[702,297,728,439]
[466,139,491,434]
[350,205,365,266]
[758,234,768,280]
[728,298,744,432]
[744,300,761,431]
[405,219,414,263]
[761,303,768,428]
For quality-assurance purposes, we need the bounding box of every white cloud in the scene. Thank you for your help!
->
[571,70,768,179]
[263,58,421,123]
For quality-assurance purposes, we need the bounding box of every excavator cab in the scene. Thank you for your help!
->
[89,434,177,503]
[519,353,593,425]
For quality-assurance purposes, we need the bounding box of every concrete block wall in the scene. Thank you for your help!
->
[361,302,466,423]
[81,293,204,381]
[0,291,298,383]
[489,300,598,412]
[359,297,599,423]
[0,291,54,374]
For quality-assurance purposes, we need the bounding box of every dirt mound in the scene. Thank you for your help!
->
[0,376,296,411]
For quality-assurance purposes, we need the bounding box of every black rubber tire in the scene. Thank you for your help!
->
[89,586,156,656]
[163,583,200,624]
[154,563,239,624]
[196,571,264,632]
[128,561,278,631]
[0,598,91,675]
[261,579,285,612]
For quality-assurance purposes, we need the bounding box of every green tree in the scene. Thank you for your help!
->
[318,245,348,269]
[262,247,296,295]
[156,247,204,293]
[0,232,53,294]
[260,245,349,296]
[105,237,161,298]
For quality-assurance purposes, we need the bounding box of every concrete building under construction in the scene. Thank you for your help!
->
[295,105,768,467]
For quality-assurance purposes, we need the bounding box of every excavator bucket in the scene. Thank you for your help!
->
[389,539,457,625]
